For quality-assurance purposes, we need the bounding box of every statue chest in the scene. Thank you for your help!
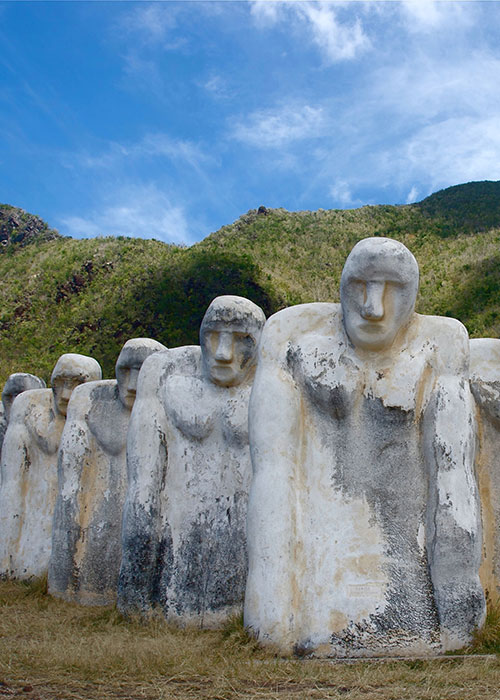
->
[164,375,250,447]
[288,334,433,419]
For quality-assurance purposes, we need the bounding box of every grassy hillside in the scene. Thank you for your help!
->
[1,180,500,387]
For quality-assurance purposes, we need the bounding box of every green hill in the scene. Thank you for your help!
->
[1,180,500,387]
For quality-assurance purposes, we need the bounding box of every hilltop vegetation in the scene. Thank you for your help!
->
[1,180,500,387]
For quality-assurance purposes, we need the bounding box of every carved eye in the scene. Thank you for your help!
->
[348,279,365,300]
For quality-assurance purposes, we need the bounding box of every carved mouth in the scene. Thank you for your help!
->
[358,322,384,333]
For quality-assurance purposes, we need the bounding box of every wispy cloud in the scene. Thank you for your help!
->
[399,0,474,33]
[58,184,192,244]
[301,42,500,204]
[62,133,214,174]
[404,116,500,189]
[329,179,362,208]
[202,74,230,100]
[232,104,325,148]
[294,3,370,62]
[406,186,419,204]
[120,51,168,100]
[251,1,370,63]
[117,3,182,48]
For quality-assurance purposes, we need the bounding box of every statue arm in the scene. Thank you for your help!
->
[424,322,485,648]
[245,318,302,649]
[48,386,93,594]
[469,339,500,422]
[118,352,170,613]
[0,395,31,573]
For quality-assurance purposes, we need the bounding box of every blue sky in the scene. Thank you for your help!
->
[1,1,500,244]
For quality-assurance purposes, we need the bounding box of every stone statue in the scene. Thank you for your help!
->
[0,373,46,458]
[0,353,102,579]
[469,338,500,602]
[245,237,485,657]
[48,339,167,605]
[119,295,266,627]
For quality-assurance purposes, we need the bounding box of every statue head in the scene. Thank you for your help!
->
[200,295,266,387]
[340,237,419,353]
[116,338,167,409]
[2,373,46,421]
[51,353,102,416]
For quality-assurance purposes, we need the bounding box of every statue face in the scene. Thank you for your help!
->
[51,353,102,416]
[340,238,419,352]
[201,322,260,387]
[200,296,265,387]
[52,373,87,417]
[116,362,141,409]
[115,339,167,409]
[2,391,15,421]
[2,373,46,421]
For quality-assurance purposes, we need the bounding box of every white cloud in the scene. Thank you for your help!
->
[64,133,213,175]
[404,116,500,188]
[118,4,180,46]
[250,1,281,26]
[295,37,500,206]
[121,52,166,100]
[399,0,474,33]
[329,179,361,207]
[202,74,229,99]
[59,184,192,244]
[250,1,370,63]
[406,186,419,204]
[232,104,325,148]
[294,3,370,62]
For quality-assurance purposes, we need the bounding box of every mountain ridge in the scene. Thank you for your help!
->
[1,180,499,387]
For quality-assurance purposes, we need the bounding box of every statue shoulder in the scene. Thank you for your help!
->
[9,388,53,424]
[139,346,200,386]
[470,338,500,382]
[417,313,469,374]
[66,380,119,430]
[261,303,340,358]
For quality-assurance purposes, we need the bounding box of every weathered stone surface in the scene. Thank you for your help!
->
[245,237,485,657]
[118,295,265,627]
[0,354,101,579]
[48,339,166,605]
[470,338,500,601]
[0,373,46,458]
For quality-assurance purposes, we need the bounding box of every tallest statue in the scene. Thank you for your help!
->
[245,237,485,657]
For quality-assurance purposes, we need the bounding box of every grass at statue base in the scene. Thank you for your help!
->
[0,578,499,700]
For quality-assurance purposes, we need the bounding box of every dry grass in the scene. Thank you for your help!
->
[1,579,500,700]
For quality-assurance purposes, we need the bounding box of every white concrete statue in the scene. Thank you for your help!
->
[48,339,166,605]
[469,338,500,601]
[118,295,266,627]
[0,373,46,459]
[0,354,102,579]
[245,237,485,657]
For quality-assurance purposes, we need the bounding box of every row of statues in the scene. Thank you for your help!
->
[0,236,500,658]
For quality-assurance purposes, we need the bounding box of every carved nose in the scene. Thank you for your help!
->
[128,369,139,393]
[361,282,385,321]
[214,332,233,362]
[61,386,73,401]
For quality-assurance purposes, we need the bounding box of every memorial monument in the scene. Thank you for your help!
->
[0,373,46,457]
[48,339,166,605]
[0,353,102,579]
[470,338,500,601]
[119,295,266,627]
[245,237,485,657]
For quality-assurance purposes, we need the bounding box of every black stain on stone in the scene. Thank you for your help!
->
[158,494,248,622]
